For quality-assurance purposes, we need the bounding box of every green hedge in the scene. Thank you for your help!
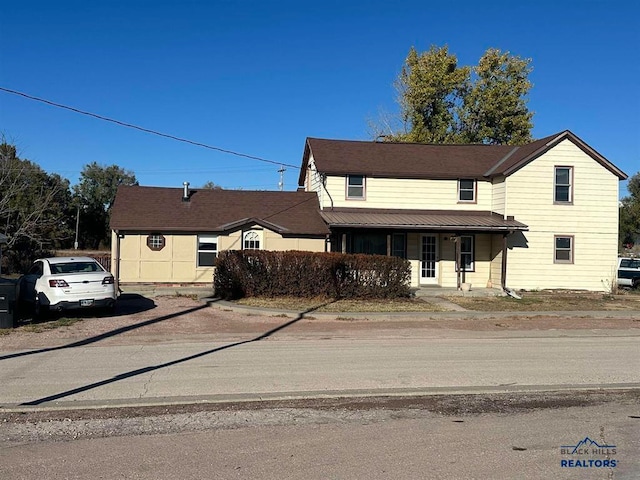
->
[214,250,411,300]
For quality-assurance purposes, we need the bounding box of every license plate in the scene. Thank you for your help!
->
[80,299,94,307]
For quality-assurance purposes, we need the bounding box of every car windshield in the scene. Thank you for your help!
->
[620,259,640,269]
[50,261,103,274]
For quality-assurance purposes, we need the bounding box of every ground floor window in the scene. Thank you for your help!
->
[197,235,218,266]
[456,235,475,272]
[349,232,387,255]
[392,233,406,259]
[147,233,165,251]
[554,235,573,263]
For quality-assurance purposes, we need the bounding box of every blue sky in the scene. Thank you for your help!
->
[1,0,638,195]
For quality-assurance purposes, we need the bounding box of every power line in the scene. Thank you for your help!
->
[0,86,299,169]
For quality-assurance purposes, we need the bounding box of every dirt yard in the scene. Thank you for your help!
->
[1,293,639,351]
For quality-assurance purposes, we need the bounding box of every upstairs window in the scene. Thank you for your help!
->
[458,179,476,202]
[243,231,261,250]
[346,175,365,199]
[554,167,573,203]
[197,235,218,267]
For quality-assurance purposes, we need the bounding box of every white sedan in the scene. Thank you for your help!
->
[20,256,117,317]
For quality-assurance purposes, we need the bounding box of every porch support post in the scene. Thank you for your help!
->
[501,232,508,290]
[114,230,121,296]
[341,233,347,254]
[454,236,461,290]
[387,234,391,256]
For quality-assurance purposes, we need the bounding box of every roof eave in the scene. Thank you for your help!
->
[297,139,312,187]
[502,131,628,180]
[324,223,528,231]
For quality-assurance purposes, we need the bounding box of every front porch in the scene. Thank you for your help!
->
[328,230,514,290]
[321,208,528,290]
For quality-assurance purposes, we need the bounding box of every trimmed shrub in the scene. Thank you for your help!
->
[214,250,411,300]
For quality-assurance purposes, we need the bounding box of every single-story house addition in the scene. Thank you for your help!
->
[109,185,329,286]
[110,130,627,292]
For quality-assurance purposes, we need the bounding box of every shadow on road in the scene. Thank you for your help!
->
[20,300,334,406]
[0,296,211,362]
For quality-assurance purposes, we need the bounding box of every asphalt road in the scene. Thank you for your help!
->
[1,332,639,408]
[2,392,639,480]
[2,309,639,479]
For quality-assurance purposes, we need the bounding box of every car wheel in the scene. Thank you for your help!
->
[34,300,49,321]
[634,279,640,290]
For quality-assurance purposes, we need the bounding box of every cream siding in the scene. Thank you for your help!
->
[491,176,506,216]
[116,233,214,283]
[406,233,421,288]
[489,235,504,288]
[263,228,326,252]
[503,139,620,291]
[304,154,325,208]
[324,176,493,210]
[114,229,325,284]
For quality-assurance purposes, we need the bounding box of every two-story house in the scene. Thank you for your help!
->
[299,130,627,291]
[110,130,626,292]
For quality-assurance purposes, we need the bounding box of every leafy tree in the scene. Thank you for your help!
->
[460,49,533,145]
[73,162,137,249]
[373,45,534,145]
[0,142,74,272]
[391,46,470,143]
[620,172,640,249]
[201,181,223,190]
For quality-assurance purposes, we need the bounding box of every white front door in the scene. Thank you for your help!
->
[420,234,438,284]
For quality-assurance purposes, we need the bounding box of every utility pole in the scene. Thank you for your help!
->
[74,205,80,250]
[278,165,286,191]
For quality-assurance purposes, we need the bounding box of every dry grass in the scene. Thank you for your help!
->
[444,291,640,312]
[234,296,444,313]
[20,317,84,333]
[234,291,640,313]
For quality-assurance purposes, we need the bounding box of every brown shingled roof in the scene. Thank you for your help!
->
[302,137,514,182]
[488,130,627,178]
[320,208,527,231]
[299,130,627,184]
[110,186,329,236]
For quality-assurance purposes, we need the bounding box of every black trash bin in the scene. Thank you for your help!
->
[0,277,19,329]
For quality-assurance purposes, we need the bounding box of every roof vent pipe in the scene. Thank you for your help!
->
[182,181,190,202]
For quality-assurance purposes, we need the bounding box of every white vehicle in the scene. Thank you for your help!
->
[20,257,116,317]
[617,257,640,289]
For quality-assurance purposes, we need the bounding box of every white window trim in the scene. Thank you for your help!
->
[197,234,218,267]
[456,235,475,272]
[458,179,476,203]
[243,230,262,250]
